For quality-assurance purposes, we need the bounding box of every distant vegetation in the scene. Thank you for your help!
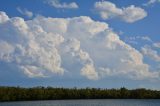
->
[0,86,160,101]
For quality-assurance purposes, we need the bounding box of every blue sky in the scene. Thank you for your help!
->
[0,0,160,89]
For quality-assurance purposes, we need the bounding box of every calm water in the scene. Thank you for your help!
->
[0,99,160,106]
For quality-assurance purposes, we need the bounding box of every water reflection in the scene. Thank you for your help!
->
[0,99,160,106]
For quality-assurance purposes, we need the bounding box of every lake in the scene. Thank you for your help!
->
[0,99,160,106]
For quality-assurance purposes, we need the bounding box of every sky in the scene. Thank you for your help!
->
[0,0,160,89]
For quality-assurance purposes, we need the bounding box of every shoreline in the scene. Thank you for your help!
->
[0,86,160,102]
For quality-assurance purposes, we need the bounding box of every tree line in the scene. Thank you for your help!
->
[0,86,160,101]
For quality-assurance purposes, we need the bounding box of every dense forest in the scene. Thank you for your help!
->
[0,86,160,101]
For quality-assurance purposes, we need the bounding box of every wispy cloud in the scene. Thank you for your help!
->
[125,36,152,45]
[46,0,79,9]
[153,42,160,48]
[143,0,160,6]
[17,7,33,18]
[142,45,160,62]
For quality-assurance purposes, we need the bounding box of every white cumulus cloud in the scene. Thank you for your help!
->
[94,1,147,23]
[0,11,9,23]
[0,11,158,80]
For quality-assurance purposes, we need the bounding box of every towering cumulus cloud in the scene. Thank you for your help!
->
[0,11,158,80]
